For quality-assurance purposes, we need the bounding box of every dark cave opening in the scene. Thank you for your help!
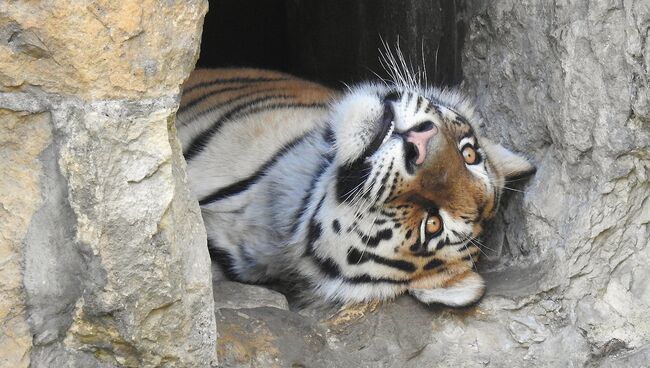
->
[196,0,465,88]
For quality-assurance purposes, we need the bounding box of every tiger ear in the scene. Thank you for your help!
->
[481,139,536,180]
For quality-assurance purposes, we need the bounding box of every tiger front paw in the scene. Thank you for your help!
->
[408,272,485,307]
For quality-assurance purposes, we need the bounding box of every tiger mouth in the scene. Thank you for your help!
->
[363,103,396,159]
[362,102,419,173]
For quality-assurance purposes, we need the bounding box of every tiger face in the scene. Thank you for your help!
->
[315,83,534,306]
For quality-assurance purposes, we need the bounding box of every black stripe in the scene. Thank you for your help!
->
[423,258,444,270]
[303,194,326,255]
[207,239,240,281]
[183,76,289,94]
[332,220,341,234]
[347,247,416,272]
[347,274,410,284]
[311,254,342,278]
[416,95,424,112]
[199,132,312,205]
[300,196,409,284]
[386,172,400,200]
[409,240,425,255]
[374,160,394,201]
[455,114,470,125]
[336,159,372,203]
[362,163,383,200]
[461,254,475,262]
[180,87,294,117]
[357,228,393,247]
[184,99,326,161]
[322,125,336,145]
[303,196,340,277]
[178,85,251,113]
[309,251,410,285]
[184,95,282,160]
[290,151,334,236]
[424,101,434,114]
[384,90,402,102]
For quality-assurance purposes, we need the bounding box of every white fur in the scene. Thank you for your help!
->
[409,272,486,307]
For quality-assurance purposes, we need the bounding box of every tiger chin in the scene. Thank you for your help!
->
[176,68,535,308]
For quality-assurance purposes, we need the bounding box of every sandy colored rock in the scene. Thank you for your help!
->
[0,0,215,366]
[0,109,51,368]
[0,0,208,99]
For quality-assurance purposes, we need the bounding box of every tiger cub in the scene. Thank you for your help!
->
[176,67,534,307]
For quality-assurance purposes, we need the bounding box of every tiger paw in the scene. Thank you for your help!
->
[408,272,485,307]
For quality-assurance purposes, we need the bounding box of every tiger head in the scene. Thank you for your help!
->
[319,82,535,307]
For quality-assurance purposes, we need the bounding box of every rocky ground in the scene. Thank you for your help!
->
[214,276,645,368]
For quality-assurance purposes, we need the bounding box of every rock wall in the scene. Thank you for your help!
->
[461,0,649,365]
[0,1,216,367]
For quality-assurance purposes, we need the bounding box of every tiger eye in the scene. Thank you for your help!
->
[426,215,442,234]
[462,145,478,165]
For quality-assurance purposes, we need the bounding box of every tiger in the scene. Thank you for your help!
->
[176,64,534,308]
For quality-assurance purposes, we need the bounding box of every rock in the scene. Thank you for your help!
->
[213,281,289,311]
[0,1,215,367]
[460,0,649,365]
[216,307,359,368]
[0,109,51,368]
[0,1,208,99]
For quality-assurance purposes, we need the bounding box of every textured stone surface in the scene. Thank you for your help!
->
[460,0,649,365]
[0,91,217,367]
[0,109,52,368]
[214,0,649,367]
[0,1,215,367]
[216,307,360,368]
[0,1,207,99]
[213,281,289,311]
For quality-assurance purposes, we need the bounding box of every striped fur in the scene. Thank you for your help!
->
[177,68,534,307]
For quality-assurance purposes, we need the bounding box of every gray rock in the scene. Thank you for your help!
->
[460,0,649,365]
[213,281,289,311]
[216,307,360,368]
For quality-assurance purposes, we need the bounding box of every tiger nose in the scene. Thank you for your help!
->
[406,125,438,165]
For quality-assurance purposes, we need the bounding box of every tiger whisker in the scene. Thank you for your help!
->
[467,238,489,258]
[467,236,495,252]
